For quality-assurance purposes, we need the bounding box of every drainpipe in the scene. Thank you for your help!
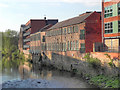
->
[102,0,104,44]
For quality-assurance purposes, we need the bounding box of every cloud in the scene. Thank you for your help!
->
[0,3,8,7]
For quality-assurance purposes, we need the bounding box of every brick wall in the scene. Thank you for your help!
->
[31,20,46,34]
[91,52,120,67]
[85,12,102,53]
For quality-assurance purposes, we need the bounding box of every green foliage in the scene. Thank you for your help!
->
[104,54,115,67]
[84,53,90,60]
[27,54,32,62]
[1,30,25,68]
[90,75,120,88]
[0,32,2,51]
[84,53,101,68]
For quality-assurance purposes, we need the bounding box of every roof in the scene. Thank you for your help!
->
[49,12,94,30]
[39,24,53,32]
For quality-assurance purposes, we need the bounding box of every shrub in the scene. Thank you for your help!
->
[104,54,115,67]
[84,53,101,68]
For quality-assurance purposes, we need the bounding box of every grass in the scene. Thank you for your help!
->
[90,75,120,88]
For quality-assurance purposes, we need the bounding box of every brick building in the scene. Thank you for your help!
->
[102,0,120,52]
[30,25,52,54]
[18,18,58,56]
[44,11,102,58]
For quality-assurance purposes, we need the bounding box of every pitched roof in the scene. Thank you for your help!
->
[39,24,53,32]
[49,12,94,30]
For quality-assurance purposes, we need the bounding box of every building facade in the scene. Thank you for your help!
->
[102,0,120,52]
[18,19,58,56]
[44,11,102,58]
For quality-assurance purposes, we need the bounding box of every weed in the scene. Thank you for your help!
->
[84,53,101,68]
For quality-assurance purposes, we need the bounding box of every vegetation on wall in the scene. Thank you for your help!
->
[84,53,101,68]
[1,30,25,69]
[104,54,115,67]
[90,75,120,88]
[83,53,120,88]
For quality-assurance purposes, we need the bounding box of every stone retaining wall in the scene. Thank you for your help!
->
[32,52,120,77]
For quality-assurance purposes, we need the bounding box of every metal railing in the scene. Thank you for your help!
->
[23,45,30,48]
[95,46,120,53]
[23,25,31,31]
[23,38,30,42]
[23,31,30,37]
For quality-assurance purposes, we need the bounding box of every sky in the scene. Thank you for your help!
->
[0,0,102,32]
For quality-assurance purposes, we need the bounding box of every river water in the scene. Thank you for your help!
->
[1,62,95,88]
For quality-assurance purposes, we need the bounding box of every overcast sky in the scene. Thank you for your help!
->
[0,0,102,32]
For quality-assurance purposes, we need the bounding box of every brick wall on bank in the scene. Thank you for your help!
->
[91,52,120,67]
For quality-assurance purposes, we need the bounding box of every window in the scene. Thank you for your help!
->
[60,28,62,35]
[62,28,64,35]
[118,21,120,32]
[70,27,73,33]
[67,27,70,34]
[42,36,45,42]
[64,28,67,34]
[73,26,75,33]
[73,41,76,50]
[118,3,120,15]
[67,41,70,50]
[56,30,59,35]
[65,43,67,51]
[76,40,79,50]
[80,43,85,53]
[105,22,113,34]
[75,25,78,33]
[71,41,73,50]
[80,30,85,40]
[104,6,113,18]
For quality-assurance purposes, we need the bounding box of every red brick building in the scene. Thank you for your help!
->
[44,11,102,58]
[102,0,120,52]
[18,18,58,56]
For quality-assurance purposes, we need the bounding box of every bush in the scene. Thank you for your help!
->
[84,53,101,68]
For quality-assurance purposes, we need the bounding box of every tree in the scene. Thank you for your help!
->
[1,29,25,68]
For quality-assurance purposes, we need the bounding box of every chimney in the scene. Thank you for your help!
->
[44,17,46,20]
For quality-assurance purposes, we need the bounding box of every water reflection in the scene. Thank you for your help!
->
[2,62,95,88]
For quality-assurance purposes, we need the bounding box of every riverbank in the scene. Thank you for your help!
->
[33,51,120,88]
[89,75,120,88]
[39,62,120,88]
[82,73,120,88]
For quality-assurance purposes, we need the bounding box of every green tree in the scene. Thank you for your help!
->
[1,29,25,68]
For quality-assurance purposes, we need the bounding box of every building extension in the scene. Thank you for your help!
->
[102,0,120,52]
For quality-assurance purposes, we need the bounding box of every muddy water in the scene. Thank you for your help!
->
[1,62,95,88]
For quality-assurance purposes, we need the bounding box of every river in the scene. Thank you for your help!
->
[1,62,95,88]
